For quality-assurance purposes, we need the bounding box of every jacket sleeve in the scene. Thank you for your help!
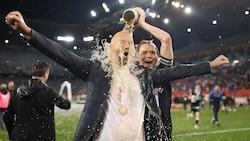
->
[153,62,211,84]
[49,88,71,110]
[158,56,173,68]
[3,93,15,140]
[28,29,92,81]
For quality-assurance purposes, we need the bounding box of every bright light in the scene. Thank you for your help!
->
[57,36,74,42]
[233,60,239,64]
[175,2,180,8]
[83,36,94,42]
[90,10,97,17]
[212,20,217,25]
[163,18,169,24]
[245,10,249,15]
[149,12,156,18]
[151,0,156,5]
[187,28,192,33]
[119,0,124,4]
[73,45,78,50]
[185,7,192,14]
[102,3,110,12]
[4,39,9,44]
[171,1,175,6]
[172,1,181,8]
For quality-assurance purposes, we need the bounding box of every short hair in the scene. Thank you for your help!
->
[0,83,7,89]
[31,61,50,77]
[136,40,159,56]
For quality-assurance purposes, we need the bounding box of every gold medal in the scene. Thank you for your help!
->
[119,105,127,115]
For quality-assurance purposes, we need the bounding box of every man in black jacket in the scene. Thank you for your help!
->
[5,10,229,141]
[3,61,71,141]
[134,7,175,140]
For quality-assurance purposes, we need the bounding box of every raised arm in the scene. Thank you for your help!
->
[5,11,92,80]
[135,8,173,62]
[153,55,229,84]
[5,11,32,40]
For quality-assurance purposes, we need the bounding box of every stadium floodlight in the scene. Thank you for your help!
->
[151,0,156,6]
[83,36,94,42]
[90,10,97,17]
[187,28,192,33]
[149,12,156,18]
[185,7,192,14]
[57,36,74,42]
[164,18,169,24]
[233,59,239,64]
[212,20,218,25]
[245,10,249,15]
[102,3,110,12]
[73,45,78,50]
[4,39,9,44]
[119,0,124,4]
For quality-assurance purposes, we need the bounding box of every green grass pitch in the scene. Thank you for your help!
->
[1,105,249,141]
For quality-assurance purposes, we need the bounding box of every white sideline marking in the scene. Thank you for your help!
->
[57,128,250,136]
[174,128,250,137]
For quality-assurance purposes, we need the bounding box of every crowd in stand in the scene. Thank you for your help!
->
[172,41,250,91]
[1,41,250,93]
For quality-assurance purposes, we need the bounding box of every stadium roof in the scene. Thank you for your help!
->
[0,0,250,51]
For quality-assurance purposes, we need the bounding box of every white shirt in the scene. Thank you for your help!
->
[97,69,145,141]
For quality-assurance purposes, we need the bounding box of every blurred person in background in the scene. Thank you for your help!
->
[246,96,250,109]
[7,81,15,94]
[182,93,189,111]
[0,83,11,132]
[209,84,223,127]
[186,84,203,129]
[3,61,71,141]
[221,92,228,114]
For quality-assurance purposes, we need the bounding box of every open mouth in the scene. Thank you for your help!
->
[144,60,153,64]
[124,52,128,57]
[118,52,129,65]
[122,52,129,59]
[144,60,154,67]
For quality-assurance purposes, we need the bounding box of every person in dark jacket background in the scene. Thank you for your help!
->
[209,84,223,127]
[3,61,71,141]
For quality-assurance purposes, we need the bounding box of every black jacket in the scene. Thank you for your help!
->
[3,79,71,141]
[26,30,211,141]
[155,59,174,141]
